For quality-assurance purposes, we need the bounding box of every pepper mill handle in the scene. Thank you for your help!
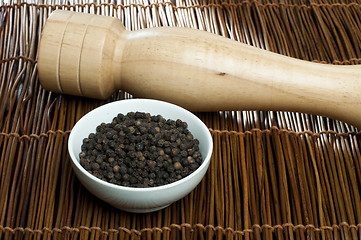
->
[38,10,361,129]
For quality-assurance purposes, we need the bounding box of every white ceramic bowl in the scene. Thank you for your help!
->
[68,99,213,213]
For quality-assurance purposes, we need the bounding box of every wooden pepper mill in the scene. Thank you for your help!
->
[38,10,361,129]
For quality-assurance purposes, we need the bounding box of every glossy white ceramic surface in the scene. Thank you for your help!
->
[68,99,213,213]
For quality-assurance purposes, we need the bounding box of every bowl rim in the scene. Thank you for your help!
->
[68,98,213,192]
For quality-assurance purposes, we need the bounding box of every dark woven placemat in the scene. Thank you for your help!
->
[1,0,361,239]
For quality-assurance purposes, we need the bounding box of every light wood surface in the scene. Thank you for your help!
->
[38,10,361,129]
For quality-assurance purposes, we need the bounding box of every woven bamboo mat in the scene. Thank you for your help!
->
[1,0,361,239]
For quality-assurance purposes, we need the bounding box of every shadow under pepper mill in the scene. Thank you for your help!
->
[38,10,361,129]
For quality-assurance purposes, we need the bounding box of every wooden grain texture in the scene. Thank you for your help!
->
[0,0,361,239]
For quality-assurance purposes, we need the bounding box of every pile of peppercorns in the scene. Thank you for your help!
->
[79,111,203,188]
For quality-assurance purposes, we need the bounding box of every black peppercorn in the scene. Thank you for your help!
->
[119,166,127,174]
[190,163,199,170]
[171,148,179,156]
[180,144,187,150]
[167,166,175,173]
[181,167,190,177]
[114,172,122,180]
[147,160,156,169]
[157,139,165,147]
[79,152,86,158]
[137,161,145,168]
[180,150,187,158]
[173,162,182,170]
[113,165,120,173]
[100,162,107,170]
[123,174,130,181]
[91,162,100,170]
[170,172,176,178]
[82,162,91,171]
[149,172,156,179]
[130,176,137,184]
[135,143,144,151]
[106,172,114,179]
